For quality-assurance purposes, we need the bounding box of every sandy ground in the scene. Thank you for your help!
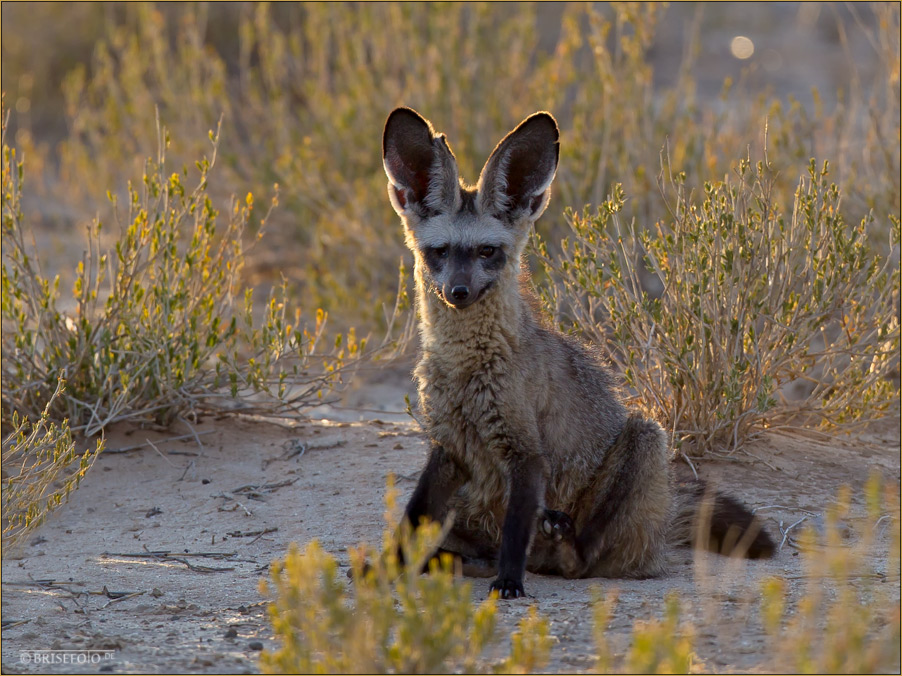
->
[1,365,899,674]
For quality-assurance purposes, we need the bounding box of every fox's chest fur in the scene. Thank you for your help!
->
[415,355,511,537]
[413,267,611,540]
[414,275,524,537]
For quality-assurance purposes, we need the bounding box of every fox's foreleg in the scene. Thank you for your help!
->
[404,442,469,530]
[490,452,548,599]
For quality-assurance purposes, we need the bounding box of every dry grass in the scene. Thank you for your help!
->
[759,474,901,673]
[261,476,900,673]
[1,376,103,555]
[2,110,364,435]
[259,477,550,674]
[537,158,900,456]
[1,108,396,549]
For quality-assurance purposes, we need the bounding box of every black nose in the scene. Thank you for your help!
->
[451,285,470,301]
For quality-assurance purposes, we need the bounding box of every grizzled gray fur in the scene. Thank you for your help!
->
[382,107,774,599]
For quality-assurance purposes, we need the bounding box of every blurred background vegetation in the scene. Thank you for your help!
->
[2,2,899,328]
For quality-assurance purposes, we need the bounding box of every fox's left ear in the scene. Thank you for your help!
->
[383,107,460,219]
[477,112,559,223]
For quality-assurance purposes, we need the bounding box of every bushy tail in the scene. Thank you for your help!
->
[672,479,776,559]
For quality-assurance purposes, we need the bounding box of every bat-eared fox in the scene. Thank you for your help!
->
[382,106,775,599]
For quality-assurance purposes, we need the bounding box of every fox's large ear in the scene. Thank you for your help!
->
[383,107,460,218]
[477,112,559,223]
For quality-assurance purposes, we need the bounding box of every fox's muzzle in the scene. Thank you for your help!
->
[442,282,477,308]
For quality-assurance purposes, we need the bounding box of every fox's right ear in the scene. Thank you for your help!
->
[383,107,460,218]
[477,112,559,224]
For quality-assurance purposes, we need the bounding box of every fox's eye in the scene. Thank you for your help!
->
[432,246,449,258]
[479,245,496,258]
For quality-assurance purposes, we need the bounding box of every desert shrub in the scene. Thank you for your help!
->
[259,477,550,674]
[497,605,552,675]
[594,591,694,674]
[588,478,900,674]
[537,158,900,456]
[9,3,897,325]
[259,478,898,674]
[1,107,383,549]
[1,376,103,554]
[760,473,901,673]
[2,110,363,436]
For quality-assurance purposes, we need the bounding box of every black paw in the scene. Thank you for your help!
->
[489,577,525,600]
[540,509,575,542]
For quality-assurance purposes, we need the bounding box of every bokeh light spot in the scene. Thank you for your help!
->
[730,36,755,60]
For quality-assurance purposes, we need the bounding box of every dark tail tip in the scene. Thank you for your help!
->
[707,493,776,558]
[678,480,776,559]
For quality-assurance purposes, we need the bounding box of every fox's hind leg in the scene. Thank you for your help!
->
[527,509,576,574]
[532,414,673,579]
